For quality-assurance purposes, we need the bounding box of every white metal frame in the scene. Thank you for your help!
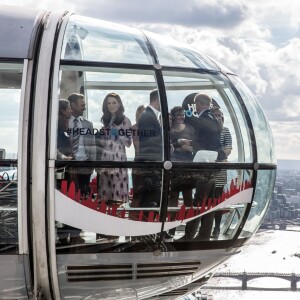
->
[31,10,69,299]
[48,11,73,300]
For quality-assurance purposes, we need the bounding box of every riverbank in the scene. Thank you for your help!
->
[200,229,300,299]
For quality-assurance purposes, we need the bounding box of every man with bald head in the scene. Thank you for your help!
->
[193,93,224,154]
[182,93,225,241]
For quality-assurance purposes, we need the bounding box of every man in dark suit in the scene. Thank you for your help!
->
[137,89,162,208]
[138,89,162,162]
[193,94,224,156]
[183,93,225,241]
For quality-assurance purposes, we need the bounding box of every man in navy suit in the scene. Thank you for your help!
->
[193,94,224,156]
[138,89,162,162]
[137,89,162,208]
[183,93,225,241]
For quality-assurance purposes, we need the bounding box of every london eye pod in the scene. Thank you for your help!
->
[0,6,276,300]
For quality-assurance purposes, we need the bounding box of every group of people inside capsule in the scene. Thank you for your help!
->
[57,90,232,243]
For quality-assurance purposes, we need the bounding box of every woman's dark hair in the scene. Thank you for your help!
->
[59,99,70,113]
[170,106,184,117]
[58,99,70,130]
[101,92,125,126]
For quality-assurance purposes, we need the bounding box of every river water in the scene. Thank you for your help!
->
[200,228,300,300]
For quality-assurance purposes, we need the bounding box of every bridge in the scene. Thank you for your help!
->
[205,271,300,291]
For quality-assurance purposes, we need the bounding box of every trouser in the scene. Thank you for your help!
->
[184,174,216,240]
[138,169,161,208]
[56,170,89,241]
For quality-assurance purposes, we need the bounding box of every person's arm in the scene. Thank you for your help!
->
[118,117,132,148]
[57,150,73,160]
[87,121,96,161]
[223,127,232,157]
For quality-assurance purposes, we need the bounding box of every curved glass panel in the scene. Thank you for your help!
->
[62,15,153,64]
[165,168,252,242]
[0,62,22,252]
[223,86,253,163]
[228,75,276,163]
[145,31,219,70]
[55,167,163,252]
[55,166,253,249]
[164,71,252,163]
[58,65,163,162]
[239,170,276,238]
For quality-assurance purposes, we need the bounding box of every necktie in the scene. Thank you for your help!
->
[157,112,162,127]
[72,118,80,156]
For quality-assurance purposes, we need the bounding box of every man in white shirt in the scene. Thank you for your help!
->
[67,93,95,244]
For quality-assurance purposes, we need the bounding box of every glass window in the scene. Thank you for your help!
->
[228,75,276,163]
[146,30,219,70]
[62,15,153,65]
[223,87,253,162]
[164,71,251,163]
[55,167,163,250]
[0,62,23,252]
[58,65,163,162]
[164,168,252,242]
[239,170,276,238]
[55,165,254,249]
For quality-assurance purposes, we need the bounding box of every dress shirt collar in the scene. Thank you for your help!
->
[198,108,209,118]
[148,104,160,118]
[70,115,83,122]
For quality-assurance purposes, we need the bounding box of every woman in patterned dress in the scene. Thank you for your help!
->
[97,93,132,204]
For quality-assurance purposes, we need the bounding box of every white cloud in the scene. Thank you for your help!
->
[1,0,299,159]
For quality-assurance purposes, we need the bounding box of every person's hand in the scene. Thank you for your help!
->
[178,138,192,146]
[181,145,193,152]
[61,154,73,160]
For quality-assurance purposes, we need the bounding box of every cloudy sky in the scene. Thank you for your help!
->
[2,0,300,160]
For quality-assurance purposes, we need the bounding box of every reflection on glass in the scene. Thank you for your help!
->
[224,87,252,162]
[240,170,276,238]
[228,75,276,163]
[0,63,22,252]
[164,71,248,163]
[55,165,253,250]
[58,66,163,161]
[163,168,252,242]
[55,167,162,250]
[146,31,219,70]
[62,15,153,64]
[0,63,22,159]
[0,163,18,251]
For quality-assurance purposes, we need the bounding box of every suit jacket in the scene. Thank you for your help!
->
[193,109,226,161]
[80,118,96,161]
[69,117,96,161]
[137,107,162,161]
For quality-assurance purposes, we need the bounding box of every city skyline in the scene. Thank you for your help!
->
[1,0,299,161]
